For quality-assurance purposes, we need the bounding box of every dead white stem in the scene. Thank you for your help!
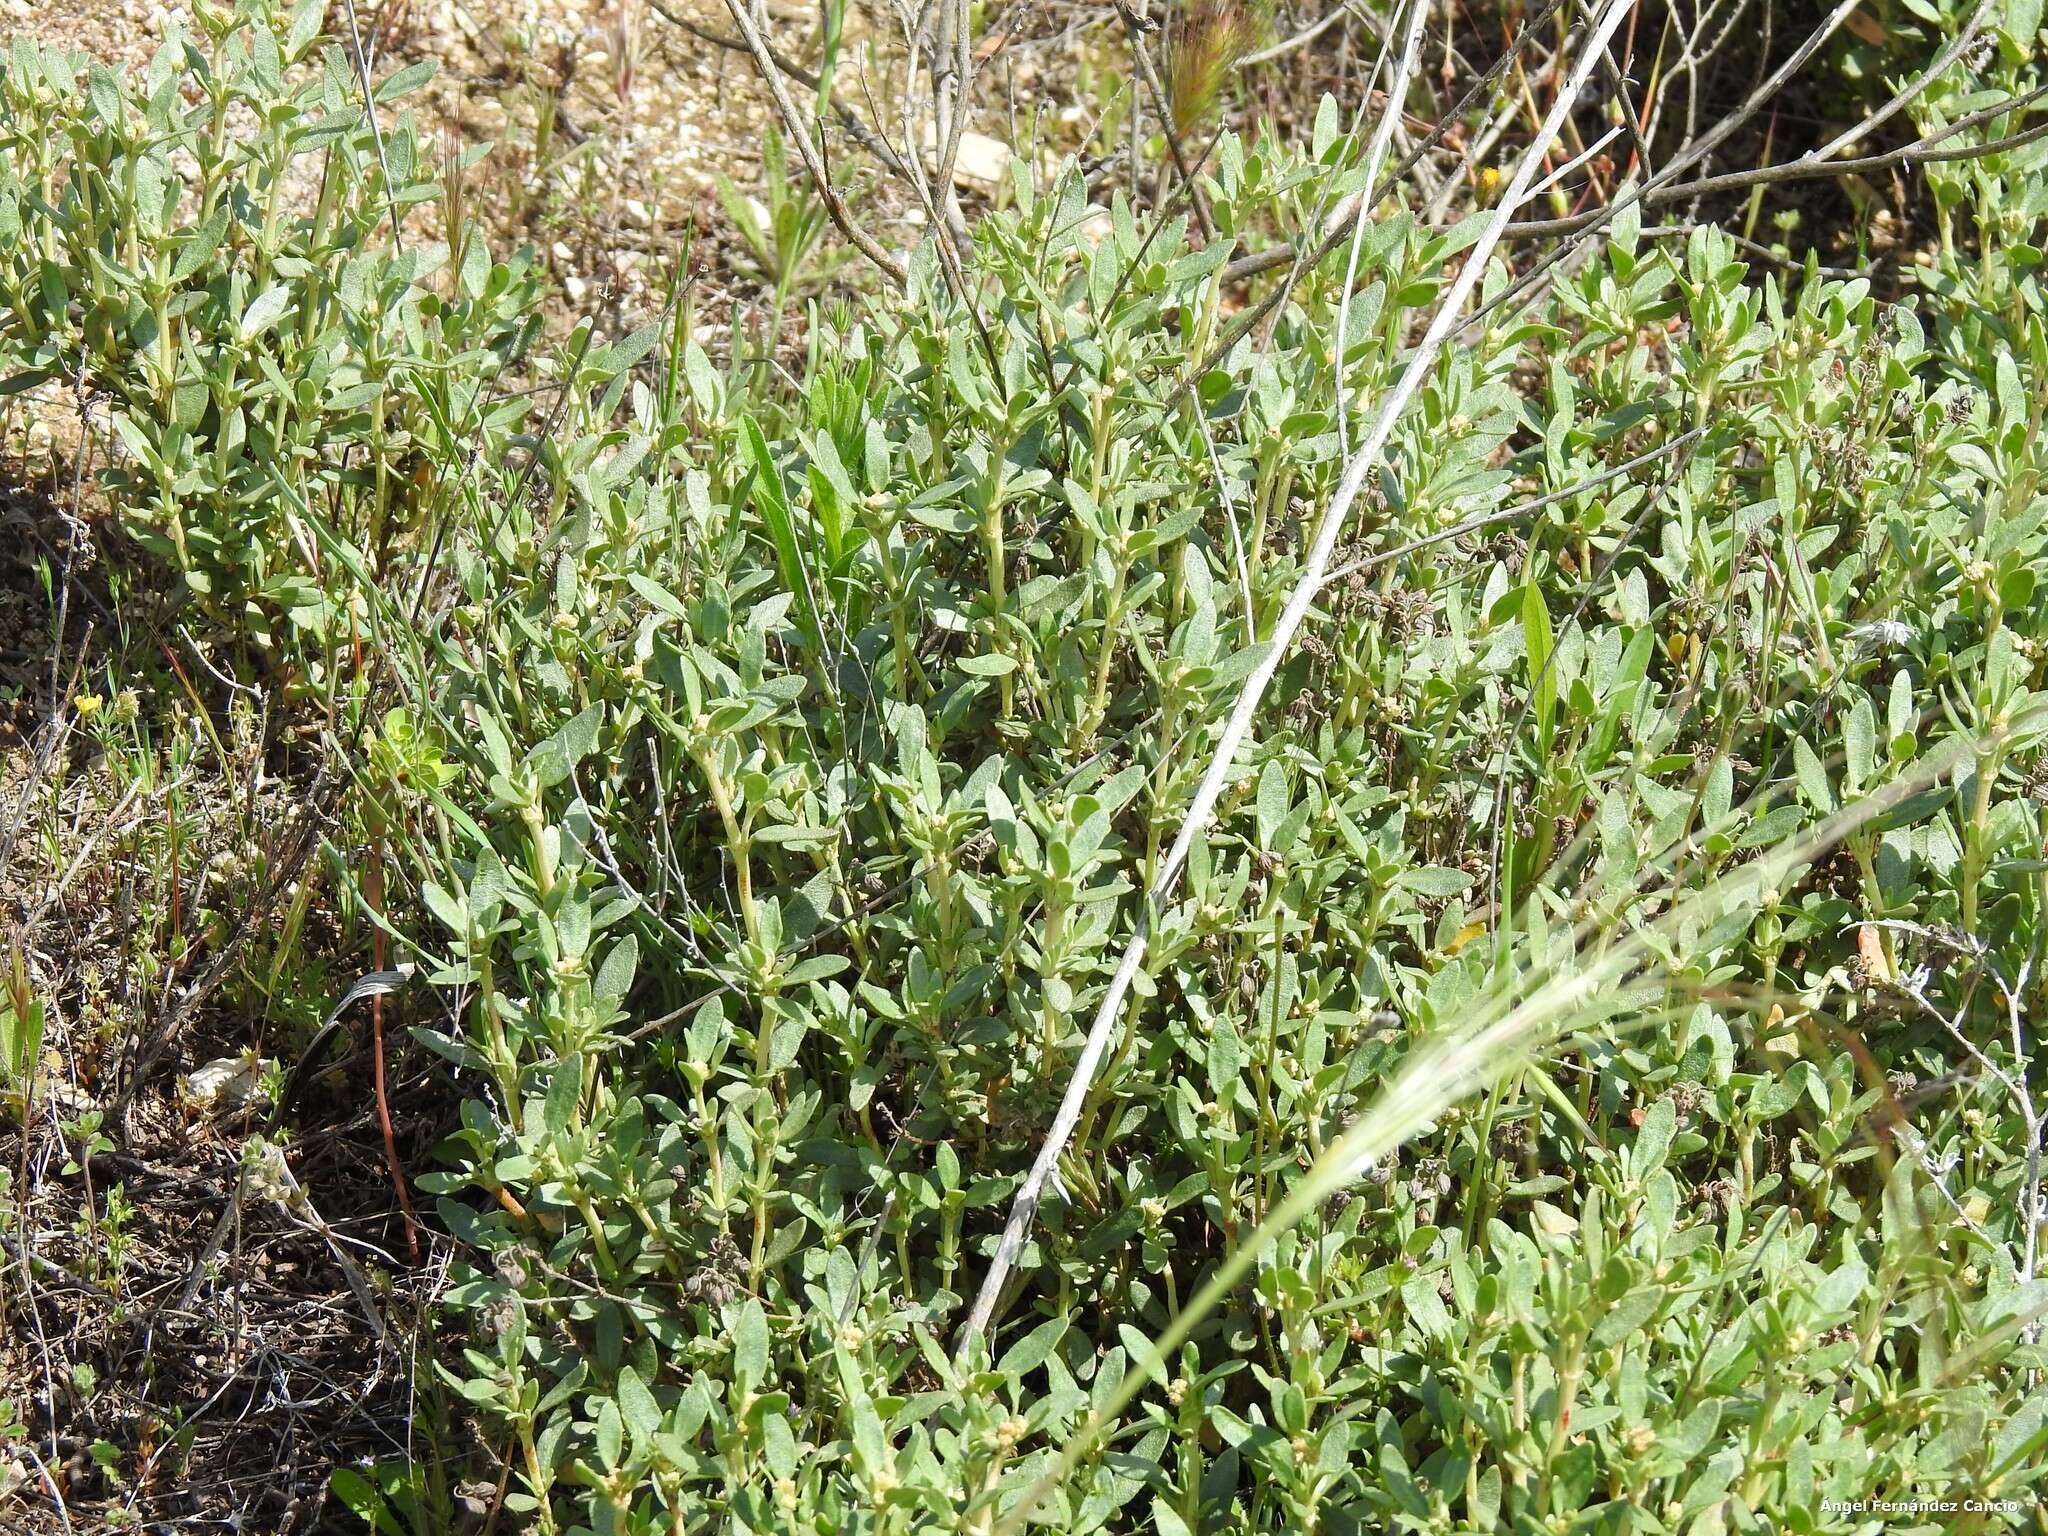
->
[1812,0,1997,161]
[1336,0,1428,465]
[1190,404,1257,636]
[1527,123,1623,201]
[1240,2,1364,67]
[338,0,405,249]
[957,0,1640,1353]
[918,0,977,251]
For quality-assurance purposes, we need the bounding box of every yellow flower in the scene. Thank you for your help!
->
[1478,166,1502,194]
[72,693,104,719]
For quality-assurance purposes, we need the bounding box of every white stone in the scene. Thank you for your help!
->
[184,1054,271,1114]
[921,126,1013,189]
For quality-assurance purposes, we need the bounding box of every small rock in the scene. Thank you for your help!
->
[44,1078,99,1117]
[921,126,1012,189]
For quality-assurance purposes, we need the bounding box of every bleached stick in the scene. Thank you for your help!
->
[959,0,1641,1353]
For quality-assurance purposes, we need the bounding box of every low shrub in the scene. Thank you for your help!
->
[4,4,2047,1533]
[0,0,538,649]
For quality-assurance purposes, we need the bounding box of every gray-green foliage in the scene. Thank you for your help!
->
[6,5,2048,1534]
[0,0,538,645]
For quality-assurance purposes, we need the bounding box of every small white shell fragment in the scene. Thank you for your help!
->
[184,1054,272,1114]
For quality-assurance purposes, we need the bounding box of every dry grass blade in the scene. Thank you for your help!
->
[992,720,2002,1534]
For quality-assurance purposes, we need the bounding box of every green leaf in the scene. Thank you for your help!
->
[1791,736,1835,815]
[903,496,977,534]
[110,412,164,475]
[524,703,604,789]
[732,1297,770,1388]
[239,284,293,342]
[543,1053,583,1135]
[1311,92,1340,160]
[1256,760,1287,849]
[1632,1096,1676,1180]
[1843,694,1875,795]
[1401,1272,1453,1338]
[594,1399,623,1469]
[1521,577,1556,751]
[1208,1019,1243,1095]
[420,881,470,936]
[594,935,638,1004]
[458,226,489,299]
[595,321,662,376]
[286,0,325,57]
[1590,1283,1665,1347]
[1067,799,1111,870]
[1204,641,1273,692]
[327,1468,402,1536]
[996,1317,1067,1380]
[782,955,848,985]
[743,416,821,651]
[766,1011,807,1071]
[628,572,692,624]
[1665,1399,1722,1459]
[1812,1260,1868,1317]
[174,205,230,282]
[617,1364,661,1445]
[373,59,438,101]
[1395,866,1475,898]
[85,64,123,126]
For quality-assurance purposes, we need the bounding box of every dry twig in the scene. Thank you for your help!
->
[716,0,909,284]
[959,0,1642,1352]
